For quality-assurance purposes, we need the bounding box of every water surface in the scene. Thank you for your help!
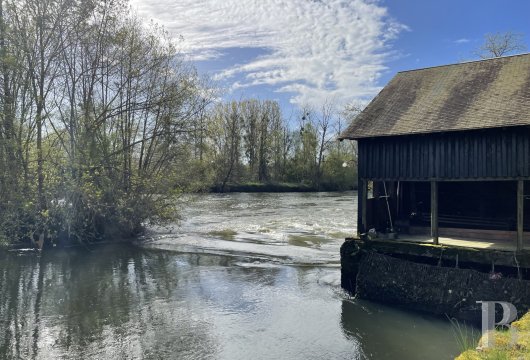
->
[0,192,465,359]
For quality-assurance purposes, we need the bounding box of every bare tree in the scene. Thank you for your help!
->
[474,31,527,59]
[315,101,334,188]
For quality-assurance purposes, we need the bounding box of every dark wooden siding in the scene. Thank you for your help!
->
[358,126,530,180]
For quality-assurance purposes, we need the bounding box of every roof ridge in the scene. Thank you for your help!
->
[398,52,530,74]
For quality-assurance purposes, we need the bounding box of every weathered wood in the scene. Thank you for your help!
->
[409,226,530,243]
[518,180,524,251]
[431,181,439,244]
[346,237,530,269]
[358,126,530,181]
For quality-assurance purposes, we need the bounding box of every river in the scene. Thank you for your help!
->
[0,192,465,359]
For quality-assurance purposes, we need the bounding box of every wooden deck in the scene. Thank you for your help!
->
[390,226,530,251]
[396,234,520,251]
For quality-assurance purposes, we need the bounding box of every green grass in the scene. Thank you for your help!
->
[449,317,481,354]
[455,312,530,360]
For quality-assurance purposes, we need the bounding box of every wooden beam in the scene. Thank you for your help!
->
[431,181,439,245]
[517,180,524,251]
[357,179,368,237]
[357,238,530,269]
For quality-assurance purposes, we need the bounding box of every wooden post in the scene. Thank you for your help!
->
[431,181,439,245]
[362,180,367,235]
[517,180,524,251]
[357,179,367,237]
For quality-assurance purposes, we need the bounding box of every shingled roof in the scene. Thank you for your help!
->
[339,53,530,140]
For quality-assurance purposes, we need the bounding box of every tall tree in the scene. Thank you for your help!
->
[0,0,211,247]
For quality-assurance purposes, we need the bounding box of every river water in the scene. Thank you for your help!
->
[0,192,465,359]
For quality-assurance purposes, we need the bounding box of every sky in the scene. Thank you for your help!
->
[130,0,530,115]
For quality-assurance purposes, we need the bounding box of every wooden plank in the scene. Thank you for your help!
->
[358,238,530,269]
[523,130,530,176]
[386,141,391,178]
[435,140,440,179]
[517,132,524,177]
[458,135,463,178]
[429,138,434,179]
[448,136,453,178]
[431,180,439,244]
[473,135,478,178]
[495,135,502,178]
[408,140,413,179]
[453,136,459,179]
[460,136,471,178]
[517,179,524,251]
[409,226,530,242]
[417,140,421,179]
[501,132,507,177]
[393,141,397,178]
[480,134,486,177]
[485,132,491,177]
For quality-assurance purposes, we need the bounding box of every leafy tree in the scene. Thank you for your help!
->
[0,0,210,248]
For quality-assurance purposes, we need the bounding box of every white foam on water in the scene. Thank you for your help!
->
[144,234,338,266]
[144,192,356,266]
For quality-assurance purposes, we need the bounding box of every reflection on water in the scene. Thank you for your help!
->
[0,193,465,359]
[341,300,467,359]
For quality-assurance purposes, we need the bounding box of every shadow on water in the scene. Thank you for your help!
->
[340,299,467,360]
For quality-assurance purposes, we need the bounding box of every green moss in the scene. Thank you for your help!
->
[455,312,530,360]
[207,229,238,240]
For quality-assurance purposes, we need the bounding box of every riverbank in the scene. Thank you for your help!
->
[210,182,357,193]
[455,311,530,359]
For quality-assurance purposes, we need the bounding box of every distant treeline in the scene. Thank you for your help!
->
[0,0,357,248]
[193,99,358,193]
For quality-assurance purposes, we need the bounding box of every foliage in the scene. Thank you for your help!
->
[0,0,358,248]
[449,317,481,354]
[201,99,358,192]
[455,312,530,360]
[0,0,210,247]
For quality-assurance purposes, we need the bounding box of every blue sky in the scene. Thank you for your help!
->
[387,0,530,79]
[131,0,530,115]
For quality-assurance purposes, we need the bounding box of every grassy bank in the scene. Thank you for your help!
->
[210,182,357,193]
[455,312,530,360]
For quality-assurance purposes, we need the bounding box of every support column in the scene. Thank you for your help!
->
[517,180,524,251]
[357,179,368,237]
[431,181,439,245]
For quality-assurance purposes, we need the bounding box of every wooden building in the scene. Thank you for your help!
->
[339,53,530,251]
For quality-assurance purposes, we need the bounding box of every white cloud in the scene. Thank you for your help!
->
[454,38,470,44]
[130,0,407,107]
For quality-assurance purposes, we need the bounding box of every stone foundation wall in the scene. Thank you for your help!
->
[341,240,530,324]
